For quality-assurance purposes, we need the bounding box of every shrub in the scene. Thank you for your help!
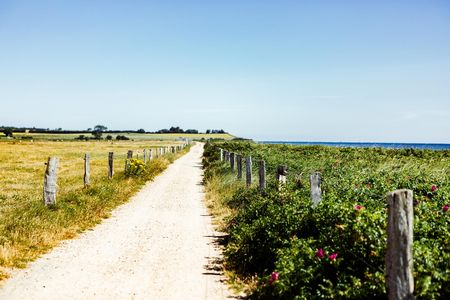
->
[203,142,450,299]
[116,135,130,140]
[125,159,146,176]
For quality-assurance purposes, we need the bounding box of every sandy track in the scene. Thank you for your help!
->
[0,143,233,300]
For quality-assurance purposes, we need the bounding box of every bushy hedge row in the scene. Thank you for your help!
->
[203,142,450,299]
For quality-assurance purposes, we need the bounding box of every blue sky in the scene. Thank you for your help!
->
[1,0,449,142]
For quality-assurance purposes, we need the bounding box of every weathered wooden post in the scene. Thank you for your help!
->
[237,154,242,180]
[259,160,266,194]
[277,165,288,187]
[143,149,147,163]
[246,156,252,187]
[230,153,235,170]
[386,189,414,300]
[310,172,322,206]
[125,150,133,173]
[149,149,153,160]
[84,153,90,187]
[108,152,114,179]
[43,157,59,206]
[220,149,224,161]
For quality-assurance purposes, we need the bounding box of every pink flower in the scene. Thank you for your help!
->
[268,272,279,285]
[443,205,449,213]
[315,248,325,259]
[329,253,338,261]
[431,185,438,192]
[354,204,364,211]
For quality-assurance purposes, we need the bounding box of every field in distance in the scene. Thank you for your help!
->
[6,132,235,141]
[0,139,187,280]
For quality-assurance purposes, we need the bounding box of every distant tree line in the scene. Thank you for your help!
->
[1,125,228,138]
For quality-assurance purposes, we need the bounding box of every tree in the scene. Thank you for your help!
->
[206,129,211,134]
[137,129,145,133]
[92,125,107,139]
[169,126,184,133]
[3,127,13,137]
[185,129,199,134]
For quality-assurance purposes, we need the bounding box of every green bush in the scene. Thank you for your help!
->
[204,142,450,299]
[125,158,146,176]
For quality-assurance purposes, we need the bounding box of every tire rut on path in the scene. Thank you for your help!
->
[0,143,234,300]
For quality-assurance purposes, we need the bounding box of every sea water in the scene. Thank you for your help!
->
[260,141,450,150]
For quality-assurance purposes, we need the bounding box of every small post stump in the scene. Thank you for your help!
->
[84,153,90,187]
[125,150,133,173]
[386,189,414,300]
[246,156,252,187]
[108,152,114,179]
[277,165,288,188]
[237,154,242,180]
[43,157,59,206]
[310,172,322,206]
[259,160,266,194]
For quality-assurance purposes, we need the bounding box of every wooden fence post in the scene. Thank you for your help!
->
[108,152,114,179]
[125,150,133,173]
[143,149,147,163]
[259,160,266,194]
[230,153,235,170]
[149,149,153,160]
[277,165,288,188]
[220,149,224,161]
[43,157,59,206]
[386,189,414,300]
[84,153,90,187]
[310,172,322,206]
[246,156,252,187]
[237,154,242,180]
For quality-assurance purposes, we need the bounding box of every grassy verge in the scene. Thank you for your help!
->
[203,141,450,299]
[0,140,190,280]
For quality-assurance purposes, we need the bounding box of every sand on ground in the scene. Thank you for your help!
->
[0,143,234,300]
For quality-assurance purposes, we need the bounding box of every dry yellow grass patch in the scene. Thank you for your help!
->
[0,140,188,280]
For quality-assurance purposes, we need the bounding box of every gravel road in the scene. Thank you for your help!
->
[0,143,234,300]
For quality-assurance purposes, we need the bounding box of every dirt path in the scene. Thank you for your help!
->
[0,143,234,300]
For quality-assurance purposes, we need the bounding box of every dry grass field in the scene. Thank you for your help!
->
[0,140,188,280]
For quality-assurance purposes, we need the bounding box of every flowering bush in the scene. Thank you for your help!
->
[126,158,147,176]
[203,142,450,299]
